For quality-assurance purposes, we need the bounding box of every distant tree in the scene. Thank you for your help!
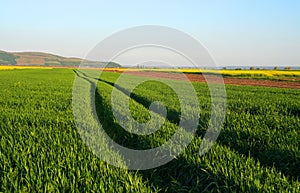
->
[0,52,17,65]
[274,66,278,70]
[235,68,242,70]
[250,66,255,70]
[223,67,227,70]
[284,66,291,70]
[256,67,260,70]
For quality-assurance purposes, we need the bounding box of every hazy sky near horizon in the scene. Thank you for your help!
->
[1,0,300,66]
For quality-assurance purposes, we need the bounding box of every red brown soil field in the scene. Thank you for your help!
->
[122,71,300,89]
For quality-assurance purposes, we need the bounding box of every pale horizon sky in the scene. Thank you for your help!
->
[1,0,300,66]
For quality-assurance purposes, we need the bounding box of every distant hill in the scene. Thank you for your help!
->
[0,50,121,68]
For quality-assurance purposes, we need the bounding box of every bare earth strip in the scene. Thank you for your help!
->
[122,71,300,89]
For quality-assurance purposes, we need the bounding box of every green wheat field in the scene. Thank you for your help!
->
[0,68,299,192]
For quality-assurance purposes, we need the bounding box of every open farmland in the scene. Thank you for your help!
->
[123,71,300,89]
[103,68,300,81]
[0,68,299,192]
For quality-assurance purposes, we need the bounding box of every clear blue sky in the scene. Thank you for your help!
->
[1,0,300,66]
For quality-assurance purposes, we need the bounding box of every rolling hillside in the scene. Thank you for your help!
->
[0,50,121,67]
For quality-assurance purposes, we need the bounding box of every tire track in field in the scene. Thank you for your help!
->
[74,70,300,186]
[75,70,182,125]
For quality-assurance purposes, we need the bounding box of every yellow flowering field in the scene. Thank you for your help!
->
[0,66,53,70]
[102,68,300,77]
[162,68,300,77]
[1,66,300,78]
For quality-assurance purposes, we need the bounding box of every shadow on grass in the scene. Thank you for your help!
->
[73,70,295,191]
[92,83,261,192]
[218,129,300,180]
[76,70,182,124]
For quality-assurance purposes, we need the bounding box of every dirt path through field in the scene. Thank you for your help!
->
[121,71,300,89]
